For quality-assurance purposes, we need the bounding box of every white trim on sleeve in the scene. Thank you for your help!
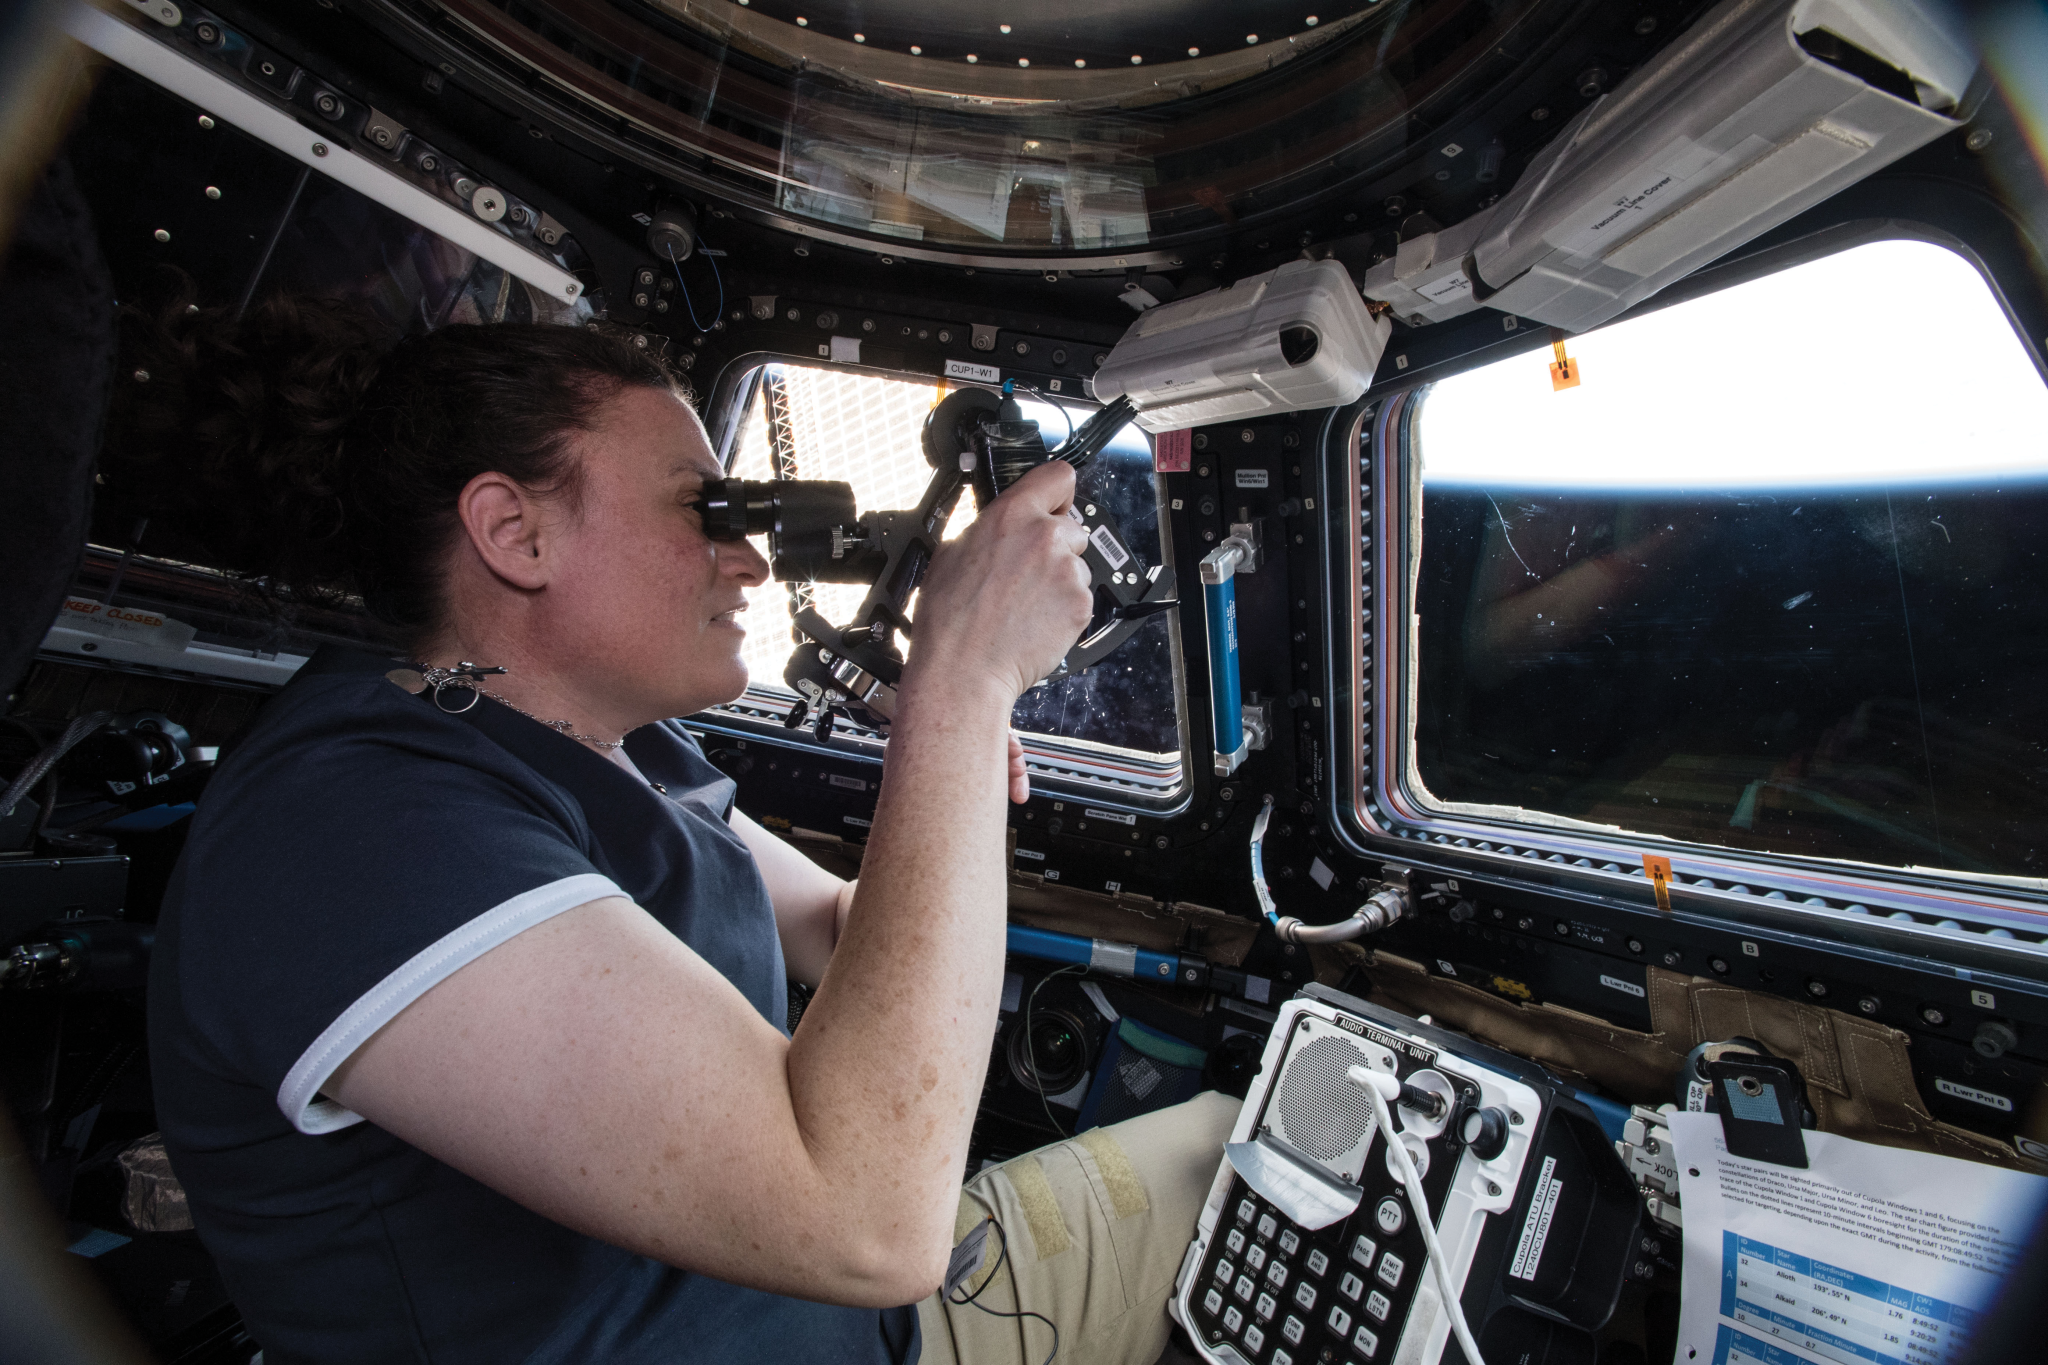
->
[277,872,624,1135]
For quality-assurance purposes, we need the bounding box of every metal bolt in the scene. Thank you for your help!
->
[198,115,215,129]
[1663,950,1681,967]
[1921,1005,1948,1027]
[315,91,342,118]
[1509,1111,1523,1125]
[1626,937,1643,954]
[204,186,221,200]
[311,142,329,157]
[153,229,169,242]
[1805,979,1828,999]
[132,368,149,382]
[1710,956,1731,975]
[418,153,439,172]
[1240,428,1255,443]
[1857,996,1880,1015]
[1966,127,1994,152]
[1154,836,1169,850]
[1194,433,1209,451]
[1487,1182,1501,1196]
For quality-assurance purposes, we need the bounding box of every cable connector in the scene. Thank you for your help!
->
[1274,883,1408,945]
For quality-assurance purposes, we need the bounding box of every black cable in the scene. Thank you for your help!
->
[1,710,115,820]
[947,1215,1060,1365]
[666,239,725,334]
[1023,964,1087,1138]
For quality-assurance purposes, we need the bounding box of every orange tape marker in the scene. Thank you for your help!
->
[1550,340,1581,390]
[1643,855,1673,911]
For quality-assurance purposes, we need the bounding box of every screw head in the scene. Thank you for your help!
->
[1921,1005,1948,1027]
[1710,956,1731,975]
[153,228,170,242]
[1663,950,1681,966]
[1858,996,1881,1015]
[311,142,329,157]
[1626,937,1644,954]
[1966,127,1994,152]
[198,115,215,129]
[1806,979,1829,999]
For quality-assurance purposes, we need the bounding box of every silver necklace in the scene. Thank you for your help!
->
[388,661,629,753]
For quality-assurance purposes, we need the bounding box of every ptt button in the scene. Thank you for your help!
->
[1282,1314,1306,1345]
[1266,1261,1289,1290]
[1305,1249,1331,1277]
[1203,1288,1223,1316]
[1338,1271,1365,1300]
[1293,1281,1317,1311]
[1350,1234,1377,1267]
[1235,1275,1256,1303]
[1353,1325,1381,1358]
[1328,1306,1353,1336]
[1255,1291,1277,1322]
[1224,1306,1244,1334]
[1366,1289,1392,1322]
[1245,1244,1268,1272]
[1237,1198,1257,1225]
[1258,1213,1279,1239]
[1227,1229,1246,1256]
[1375,1196,1405,1236]
[1376,1252,1406,1288]
[1214,1258,1233,1283]
[1279,1229,1301,1255]
[1243,1324,1266,1353]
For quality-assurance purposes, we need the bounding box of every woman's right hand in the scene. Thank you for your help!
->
[906,460,1095,708]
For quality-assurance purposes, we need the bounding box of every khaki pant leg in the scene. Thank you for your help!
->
[918,1091,1239,1365]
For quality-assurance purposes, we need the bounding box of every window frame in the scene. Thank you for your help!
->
[1322,224,2048,957]
[689,352,1195,812]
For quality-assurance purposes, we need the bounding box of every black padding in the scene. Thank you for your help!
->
[0,157,116,694]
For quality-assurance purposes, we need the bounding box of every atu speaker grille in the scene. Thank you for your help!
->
[1273,1034,1374,1161]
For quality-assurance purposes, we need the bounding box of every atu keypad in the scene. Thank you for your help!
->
[1191,1180,1432,1364]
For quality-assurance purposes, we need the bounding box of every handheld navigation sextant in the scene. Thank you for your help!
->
[696,385,1177,742]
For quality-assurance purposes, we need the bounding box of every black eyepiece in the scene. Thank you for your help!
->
[697,478,771,540]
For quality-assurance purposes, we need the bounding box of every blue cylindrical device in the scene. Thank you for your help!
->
[1204,576,1242,762]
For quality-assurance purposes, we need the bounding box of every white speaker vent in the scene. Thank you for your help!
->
[1273,1035,1374,1162]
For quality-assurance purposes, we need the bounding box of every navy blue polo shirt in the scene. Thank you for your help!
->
[149,645,919,1365]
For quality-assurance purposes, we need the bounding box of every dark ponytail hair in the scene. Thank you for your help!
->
[103,285,682,645]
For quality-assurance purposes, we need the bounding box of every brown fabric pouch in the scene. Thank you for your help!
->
[1336,947,2041,1174]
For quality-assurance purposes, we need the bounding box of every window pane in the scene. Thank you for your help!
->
[726,364,1178,758]
[1411,241,2048,879]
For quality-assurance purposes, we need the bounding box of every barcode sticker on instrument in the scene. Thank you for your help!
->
[1510,1156,1562,1281]
[1089,525,1131,568]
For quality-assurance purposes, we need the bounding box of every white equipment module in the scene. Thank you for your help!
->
[1469,0,1969,333]
[1090,259,1393,433]
[1173,986,1638,1365]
